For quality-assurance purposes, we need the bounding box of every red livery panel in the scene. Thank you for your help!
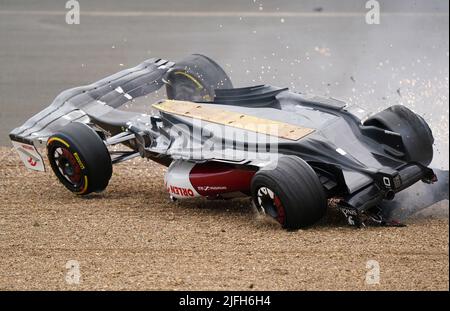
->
[189,162,256,196]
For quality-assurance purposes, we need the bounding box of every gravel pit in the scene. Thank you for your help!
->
[0,147,447,290]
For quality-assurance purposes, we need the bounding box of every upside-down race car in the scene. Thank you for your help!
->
[9,54,438,229]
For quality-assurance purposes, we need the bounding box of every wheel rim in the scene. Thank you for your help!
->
[256,186,286,225]
[52,146,83,188]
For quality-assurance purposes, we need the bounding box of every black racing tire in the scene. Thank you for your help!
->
[47,122,112,195]
[251,155,327,230]
[165,54,233,102]
[364,105,434,166]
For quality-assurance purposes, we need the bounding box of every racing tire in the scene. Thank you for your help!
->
[165,54,233,102]
[251,155,327,230]
[364,105,434,166]
[47,122,112,195]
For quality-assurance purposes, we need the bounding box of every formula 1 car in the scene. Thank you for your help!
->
[10,54,438,229]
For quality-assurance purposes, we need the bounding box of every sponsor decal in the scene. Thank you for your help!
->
[73,152,85,170]
[382,176,391,188]
[12,141,46,172]
[21,144,35,151]
[167,184,195,197]
[27,157,37,167]
[196,186,227,192]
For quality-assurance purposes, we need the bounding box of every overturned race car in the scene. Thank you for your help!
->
[10,54,438,229]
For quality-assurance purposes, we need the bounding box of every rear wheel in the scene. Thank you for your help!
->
[251,156,327,229]
[364,105,434,166]
[165,54,233,102]
[47,122,112,195]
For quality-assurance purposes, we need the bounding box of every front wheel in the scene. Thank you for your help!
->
[47,122,112,195]
[165,54,233,102]
[251,156,327,229]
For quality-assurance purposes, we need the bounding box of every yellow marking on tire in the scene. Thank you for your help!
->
[47,137,70,148]
[73,152,85,170]
[76,176,89,195]
[174,71,203,89]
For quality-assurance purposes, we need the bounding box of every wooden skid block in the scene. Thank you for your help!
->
[153,100,314,141]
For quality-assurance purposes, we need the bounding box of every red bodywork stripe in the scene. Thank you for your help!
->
[189,162,256,196]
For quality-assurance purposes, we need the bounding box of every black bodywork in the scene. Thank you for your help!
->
[9,57,437,226]
[158,84,436,225]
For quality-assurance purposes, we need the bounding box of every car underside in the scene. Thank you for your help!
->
[9,54,438,229]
